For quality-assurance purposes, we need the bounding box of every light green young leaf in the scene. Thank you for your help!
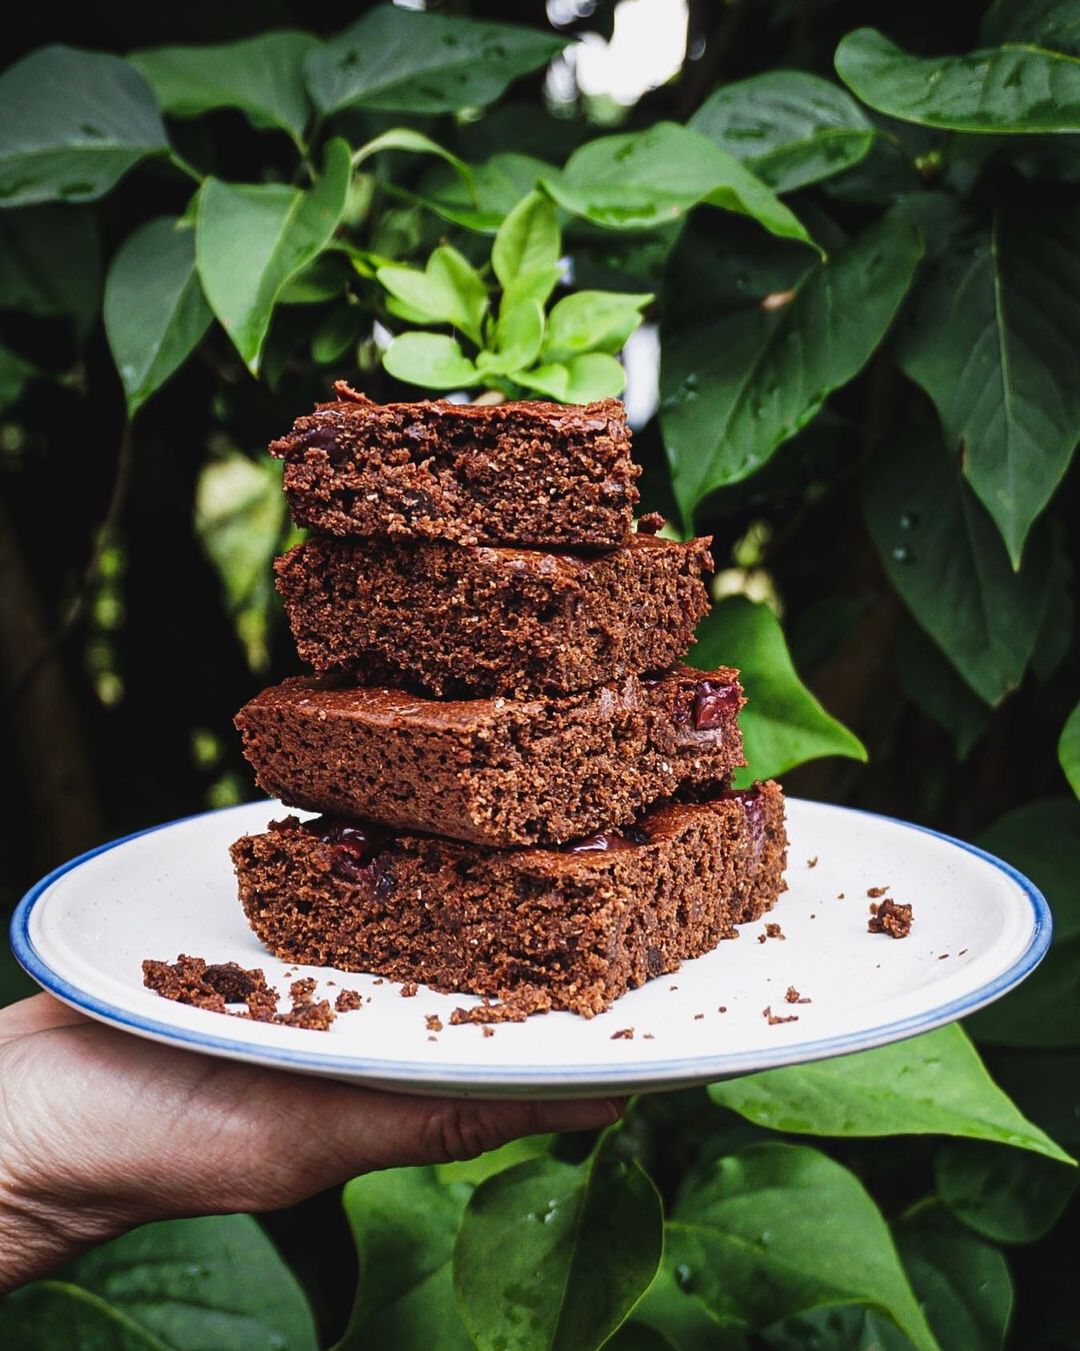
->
[894,1203,1013,1351]
[337,1167,473,1350]
[1060,701,1080,797]
[864,432,1057,705]
[516,353,626,402]
[966,799,1080,1047]
[501,265,562,312]
[377,245,488,344]
[0,1215,318,1350]
[306,6,564,116]
[690,597,866,782]
[542,290,652,362]
[835,27,1080,133]
[668,1143,939,1351]
[0,345,37,413]
[690,71,875,193]
[130,31,317,146]
[896,206,1080,566]
[454,1132,664,1351]
[383,332,479,390]
[0,45,168,206]
[710,1024,1072,1161]
[195,138,350,373]
[492,190,561,288]
[478,298,544,376]
[661,213,921,524]
[104,216,212,417]
[543,122,814,246]
[352,127,476,201]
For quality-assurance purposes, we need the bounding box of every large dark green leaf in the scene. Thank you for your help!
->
[982,0,1080,54]
[667,1143,938,1351]
[195,138,350,373]
[690,72,875,193]
[691,597,866,782]
[543,122,813,245]
[0,46,168,207]
[895,1203,1012,1351]
[897,207,1080,565]
[763,1305,911,1350]
[661,213,920,521]
[337,1166,473,1349]
[835,27,1080,133]
[0,205,100,334]
[966,799,1080,1047]
[935,1138,1077,1244]
[130,32,317,147]
[0,1215,318,1349]
[633,1266,752,1351]
[864,433,1056,706]
[710,1025,1071,1161]
[454,1132,663,1351]
[306,6,563,117]
[104,217,212,416]
[895,621,992,761]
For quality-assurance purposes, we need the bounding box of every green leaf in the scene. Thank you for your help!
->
[690,597,866,783]
[710,1024,1072,1162]
[417,152,555,233]
[0,45,168,206]
[0,1215,318,1349]
[0,205,100,335]
[661,213,921,523]
[454,1132,664,1351]
[894,1203,1013,1351]
[690,71,875,193]
[667,1142,939,1351]
[935,1139,1077,1244]
[516,352,626,402]
[542,290,652,362]
[835,27,1080,133]
[763,1305,911,1350]
[983,0,1080,54]
[492,190,561,289]
[435,1133,554,1187]
[0,344,37,412]
[383,333,479,390]
[897,207,1080,565]
[966,799,1080,1047]
[310,305,365,365]
[104,217,212,417]
[895,621,992,761]
[195,137,350,373]
[353,127,476,199]
[502,265,562,313]
[306,6,564,116]
[377,244,488,344]
[634,1266,752,1351]
[864,432,1056,706]
[1060,701,1080,797]
[130,31,316,146]
[478,297,544,376]
[543,122,814,247]
[337,1166,473,1350]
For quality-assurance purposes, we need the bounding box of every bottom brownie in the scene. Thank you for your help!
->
[229,782,787,1017]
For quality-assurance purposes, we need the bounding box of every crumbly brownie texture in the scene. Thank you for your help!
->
[275,533,713,698]
[869,898,913,938]
[229,781,787,1018]
[142,955,269,1014]
[270,382,639,549]
[235,667,745,848]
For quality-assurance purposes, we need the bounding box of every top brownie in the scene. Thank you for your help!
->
[269,381,640,549]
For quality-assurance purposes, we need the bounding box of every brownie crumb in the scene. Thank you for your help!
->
[290,977,317,1003]
[806,856,818,869]
[246,988,280,1022]
[426,1014,444,1032]
[868,898,913,939]
[611,1027,634,1040]
[693,1013,704,1020]
[143,955,268,1013]
[867,885,890,899]
[427,1035,438,1043]
[785,986,811,1005]
[450,988,552,1025]
[958,948,968,956]
[836,892,845,900]
[669,984,679,991]
[717,1005,727,1013]
[280,999,336,1031]
[643,1032,655,1039]
[401,982,419,998]
[938,953,950,960]
[766,922,785,940]
[335,989,362,1013]
[204,962,268,1002]
[637,512,666,535]
[763,1005,799,1025]
[373,978,384,986]
[481,1026,495,1038]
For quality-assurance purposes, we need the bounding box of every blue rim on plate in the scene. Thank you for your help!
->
[9,800,1053,1090]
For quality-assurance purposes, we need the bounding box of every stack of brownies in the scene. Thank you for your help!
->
[229,382,787,1019]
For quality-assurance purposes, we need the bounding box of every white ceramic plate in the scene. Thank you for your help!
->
[11,798,1048,1099]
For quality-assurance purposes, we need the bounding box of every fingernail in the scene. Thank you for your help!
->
[536,1097,626,1132]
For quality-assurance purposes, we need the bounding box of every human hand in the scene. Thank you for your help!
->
[0,993,622,1292]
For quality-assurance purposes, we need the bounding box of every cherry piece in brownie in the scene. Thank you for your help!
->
[275,532,713,698]
[235,667,745,848]
[229,782,787,1018]
[269,383,639,550]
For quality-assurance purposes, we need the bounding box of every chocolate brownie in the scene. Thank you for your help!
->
[229,782,787,1018]
[234,667,745,847]
[275,533,713,697]
[270,382,639,548]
